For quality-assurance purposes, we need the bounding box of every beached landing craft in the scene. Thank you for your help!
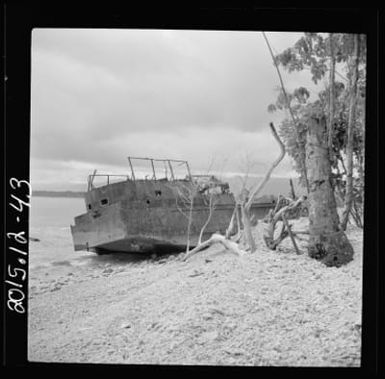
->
[70,157,275,255]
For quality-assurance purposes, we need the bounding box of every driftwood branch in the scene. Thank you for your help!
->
[263,196,306,251]
[235,204,241,239]
[228,204,242,244]
[226,122,286,254]
[241,203,256,252]
[245,122,286,213]
[198,193,216,245]
[225,205,237,239]
[169,183,197,253]
[281,214,301,254]
[183,233,244,262]
[184,122,286,259]
[264,223,289,250]
[271,196,305,225]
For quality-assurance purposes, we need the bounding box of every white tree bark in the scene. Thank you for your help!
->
[341,34,361,231]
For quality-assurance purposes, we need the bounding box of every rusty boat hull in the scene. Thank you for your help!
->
[71,158,274,255]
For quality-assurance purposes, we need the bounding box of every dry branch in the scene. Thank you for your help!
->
[262,32,309,194]
[241,204,256,252]
[183,233,244,262]
[271,196,305,225]
[198,193,216,245]
[245,123,286,212]
[281,214,301,254]
[235,204,241,238]
[169,183,197,253]
[184,122,287,259]
[236,122,286,253]
[225,205,237,239]
[263,196,306,251]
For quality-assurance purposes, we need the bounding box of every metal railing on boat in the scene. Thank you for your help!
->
[87,174,131,190]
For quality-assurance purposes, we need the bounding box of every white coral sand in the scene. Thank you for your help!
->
[28,218,362,366]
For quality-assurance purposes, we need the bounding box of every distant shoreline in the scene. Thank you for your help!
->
[32,190,85,198]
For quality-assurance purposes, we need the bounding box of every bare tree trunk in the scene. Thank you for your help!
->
[245,123,286,212]
[171,183,196,253]
[185,196,194,253]
[225,205,237,239]
[240,122,285,253]
[327,33,336,161]
[235,204,241,240]
[198,193,215,244]
[341,34,361,231]
[306,117,354,267]
[289,178,296,199]
[241,204,256,253]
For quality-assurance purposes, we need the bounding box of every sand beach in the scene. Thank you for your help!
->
[28,217,363,366]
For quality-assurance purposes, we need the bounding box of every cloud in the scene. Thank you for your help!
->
[30,29,310,189]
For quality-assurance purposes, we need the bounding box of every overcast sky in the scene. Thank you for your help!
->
[30,28,321,191]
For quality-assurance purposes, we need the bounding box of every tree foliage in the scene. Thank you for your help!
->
[267,33,366,227]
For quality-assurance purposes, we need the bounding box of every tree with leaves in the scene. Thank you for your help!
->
[268,33,366,229]
[266,32,365,266]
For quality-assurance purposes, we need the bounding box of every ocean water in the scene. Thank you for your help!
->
[29,196,93,268]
